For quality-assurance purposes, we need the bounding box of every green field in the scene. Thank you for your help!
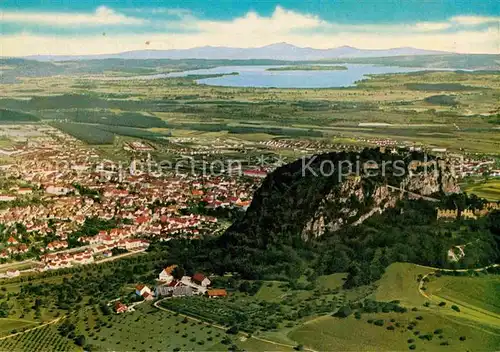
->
[72,302,292,352]
[1,68,499,156]
[462,179,500,201]
[426,275,500,315]
[373,263,433,306]
[288,263,500,351]
[0,324,75,352]
[289,311,500,351]
[0,319,38,337]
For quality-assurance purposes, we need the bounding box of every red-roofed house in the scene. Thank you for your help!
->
[114,301,128,314]
[7,237,18,245]
[158,264,177,283]
[207,289,227,298]
[135,284,151,297]
[192,273,211,287]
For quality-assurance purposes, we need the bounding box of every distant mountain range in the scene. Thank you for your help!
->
[24,43,451,61]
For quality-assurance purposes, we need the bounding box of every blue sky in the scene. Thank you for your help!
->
[1,1,499,56]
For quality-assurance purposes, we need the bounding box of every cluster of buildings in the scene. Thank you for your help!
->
[113,265,228,314]
[437,202,500,221]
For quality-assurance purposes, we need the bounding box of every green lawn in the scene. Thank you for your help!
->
[372,263,433,306]
[289,311,500,351]
[316,273,347,290]
[253,281,287,302]
[0,318,37,337]
[426,275,500,315]
[462,178,500,201]
[286,263,500,351]
[74,302,293,352]
[0,324,75,352]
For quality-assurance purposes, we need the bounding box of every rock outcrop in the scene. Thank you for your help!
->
[224,149,459,243]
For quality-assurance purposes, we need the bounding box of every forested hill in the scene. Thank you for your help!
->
[166,149,499,286]
[223,148,457,245]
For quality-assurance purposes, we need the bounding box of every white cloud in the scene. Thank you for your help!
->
[0,6,145,26]
[411,22,452,31]
[451,16,499,26]
[0,6,498,56]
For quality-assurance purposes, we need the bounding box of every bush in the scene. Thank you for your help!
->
[373,320,384,326]
[451,305,460,312]
[419,334,433,341]
[415,316,423,320]
[459,336,466,341]
[387,326,395,331]
[226,326,239,335]
[434,329,443,334]
[334,306,352,318]
[409,344,416,350]
[407,339,415,344]
[438,302,446,307]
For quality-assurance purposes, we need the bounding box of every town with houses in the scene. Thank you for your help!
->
[0,125,264,277]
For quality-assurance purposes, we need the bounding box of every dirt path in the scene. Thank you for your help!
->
[154,298,317,352]
[0,315,67,341]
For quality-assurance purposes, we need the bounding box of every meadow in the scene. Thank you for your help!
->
[462,179,500,201]
[288,263,500,351]
[0,69,498,156]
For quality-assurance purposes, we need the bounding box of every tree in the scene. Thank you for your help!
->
[226,326,239,335]
[334,306,352,318]
[238,281,251,293]
[172,266,185,280]
[74,335,86,346]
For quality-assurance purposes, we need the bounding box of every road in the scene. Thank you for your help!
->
[417,263,500,336]
[154,297,317,352]
[417,263,499,299]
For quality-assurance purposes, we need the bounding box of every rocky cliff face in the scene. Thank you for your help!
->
[224,149,459,244]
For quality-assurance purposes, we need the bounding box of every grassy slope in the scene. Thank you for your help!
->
[290,311,500,352]
[426,275,500,315]
[462,179,500,201]
[0,319,37,336]
[289,263,500,351]
[75,302,292,352]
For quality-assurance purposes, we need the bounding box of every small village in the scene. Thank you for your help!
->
[112,265,227,314]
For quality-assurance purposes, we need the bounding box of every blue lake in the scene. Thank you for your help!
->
[160,64,441,88]
[109,64,454,88]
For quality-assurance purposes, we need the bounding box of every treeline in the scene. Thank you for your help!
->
[0,109,39,122]
[406,83,485,91]
[50,122,115,144]
[424,95,458,106]
[67,110,166,128]
[49,122,169,144]
[165,122,323,138]
[95,125,169,142]
[17,248,171,311]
